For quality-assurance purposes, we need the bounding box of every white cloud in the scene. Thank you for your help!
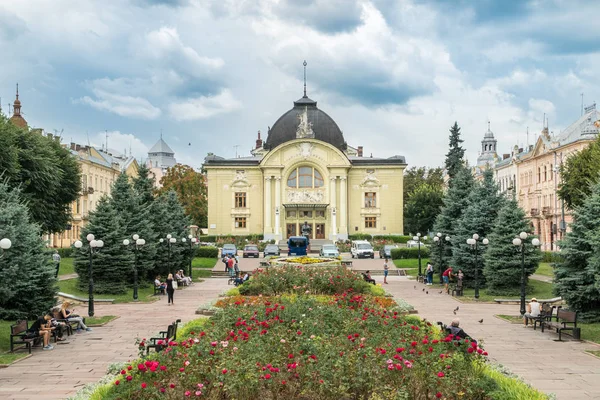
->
[169,89,242,121]
[92,130,149,160]
[79,89,162,119]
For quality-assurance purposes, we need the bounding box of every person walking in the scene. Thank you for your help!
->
[166,273,175,306]
[52,250,61,278]
[383,258,389,284]
[426,262,434,286]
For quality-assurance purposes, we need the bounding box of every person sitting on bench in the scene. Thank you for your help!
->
[523,297,541,326]
[27,314,54,351]
[60,302,92,333]
[178,270,193,286]
[363,271,376,285]
[234,272,250,286]
[154,276,167,294]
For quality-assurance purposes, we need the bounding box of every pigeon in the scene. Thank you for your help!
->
[478,319,484,324]
[454,306,459,313]
[438,290,443,294]
[422,288,425,292]
[426,291,429,294]
[414,285,417,290]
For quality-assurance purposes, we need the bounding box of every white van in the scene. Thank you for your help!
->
[351,240,375,259]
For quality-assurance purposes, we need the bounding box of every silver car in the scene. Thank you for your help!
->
[320,244,340,257]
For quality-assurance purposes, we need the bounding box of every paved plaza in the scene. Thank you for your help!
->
[0,259,598,399]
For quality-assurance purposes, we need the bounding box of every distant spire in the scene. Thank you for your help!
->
[303,60,307,97]
[16,83,19,101]
[487,120,490,131]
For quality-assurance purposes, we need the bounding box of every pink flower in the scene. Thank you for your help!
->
[170,383,176,388]
[160,388,166,393]
[264,373,271,379]
[437,372,445,378]
[141,382,147,388]
[195,391,202,396]
[185,391,191,397]
[222,368,228,374]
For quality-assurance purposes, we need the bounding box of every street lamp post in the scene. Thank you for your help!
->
[513,232,541,316]
[0,237,11,258]
[413,233,428,278]
[123,234,146,301]
[160,234,178,274]
[466,234,489,300]
[74,234,104,317]
[185,234,197,279]
[433,232,450,284]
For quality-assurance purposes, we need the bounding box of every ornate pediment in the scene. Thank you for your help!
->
[231,170,249,187]
[286,189,324,203]
[360,172,380,187]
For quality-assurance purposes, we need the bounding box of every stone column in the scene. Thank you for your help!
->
[274,176,281,240]
[330,176,337,240]
[339,176,348,239]
[264,177,272,237]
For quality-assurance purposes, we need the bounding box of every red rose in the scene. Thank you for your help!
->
[126,376,133,381]
[436,393,442,398]
[141,383,147,389]
[222,368,228,374]
[115,380,120,386]
[437,372,445,377]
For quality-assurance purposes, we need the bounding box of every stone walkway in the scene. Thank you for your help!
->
[0,278,229,400]
[385,276,600,400]
[531,273,553,283]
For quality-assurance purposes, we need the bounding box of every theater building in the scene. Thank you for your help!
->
[203,91,407,241]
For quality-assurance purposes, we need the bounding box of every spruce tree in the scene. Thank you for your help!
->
[150,190,191,277]
[133,163,155,206]
[110,173,157,281]
[554,180,600,321]
[483,198,541,295]
[452,169,504,288]
[74,197,133,294]
[444,122,466,180]
[0,182,57,319]
[430,165,474,279]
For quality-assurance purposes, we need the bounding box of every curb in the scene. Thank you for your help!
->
[87,315,120,327]
[0,353,32,368]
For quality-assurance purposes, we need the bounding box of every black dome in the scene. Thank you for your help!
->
[264,95,347,151]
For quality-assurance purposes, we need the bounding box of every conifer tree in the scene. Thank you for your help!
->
[133,163,156,206]
[0,182,57,319]
[110,173,157,282]
[554,180,600,321]
[452,169,504,288]
[431,165,474,279]
[74,197,133,294]
[483,198,541,294]
[444,122,466,180]
[150,190,191,277]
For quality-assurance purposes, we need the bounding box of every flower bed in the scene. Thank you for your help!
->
[269,256,341,268]
[238,265,369,296]
[87,267,548,400]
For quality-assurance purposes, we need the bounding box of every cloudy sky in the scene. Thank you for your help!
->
[1,0,599,168]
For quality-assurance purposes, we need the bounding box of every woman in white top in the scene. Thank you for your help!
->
[523,297,542,326]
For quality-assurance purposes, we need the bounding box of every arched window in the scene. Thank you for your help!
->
[287,167,324,188]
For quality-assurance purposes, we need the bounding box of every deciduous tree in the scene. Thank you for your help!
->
[557,137,600,210]
[158,164,207,228]
[404,184,444,235]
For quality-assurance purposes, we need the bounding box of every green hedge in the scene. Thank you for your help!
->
[198,234,265,243]
[56,248,74,258]
[391,247,430,259]
[541,251,563,263]
[348,234,412,243]
[195,246,219,258]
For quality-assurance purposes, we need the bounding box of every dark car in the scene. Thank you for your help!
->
[222,244,237,257]
[379,244,396,259]
[243,244,260,258]
[263,244,280,257]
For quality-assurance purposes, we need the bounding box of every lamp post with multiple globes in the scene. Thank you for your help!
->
[160,234,178,274]
[466,234,489,300]
[184,235,198,279]
[513,232,541,316]
[433,232,450,284]
[413,233,427,278]
[74,234,104,317]
[123,234,146,301]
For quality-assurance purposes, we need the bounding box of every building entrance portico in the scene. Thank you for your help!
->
[283,204,328,239]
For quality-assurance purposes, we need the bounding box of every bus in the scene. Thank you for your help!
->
[287,236,308,256]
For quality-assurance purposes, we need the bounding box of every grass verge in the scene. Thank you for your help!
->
[535,262,554,277]
[460,280,554,302]
[58,257,75,276]
[192,269,213,279]
[192,257,217,269]
[496,315,523,324]
[0,321,31,365]
[58,279,157,303]
[495,315,600,344]
[86,315,118,326]
[393,258,429,269]
[586,350,600,358]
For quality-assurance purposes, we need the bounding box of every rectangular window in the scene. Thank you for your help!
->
[364,192,376,208]
[300,210,312,218]
[235,217,247,228]
[316,210,325,218]
[365,216,377,228]
[235,192,247,208]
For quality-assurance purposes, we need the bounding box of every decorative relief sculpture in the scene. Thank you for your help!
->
[360,171,380,187]
[296,107,315,139]
[231,170,249,187]
[297,142,314,159]
[287,190,324,203]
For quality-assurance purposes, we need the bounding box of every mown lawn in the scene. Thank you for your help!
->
[86,315,118,326]
[58,279,157,303]
[192,257,217,269]
[58,257,75,276]
[0,321,29,364]
[496,315,600,344]
[535,262,554,277]
[460,280,554,302]
[192,269,213,278]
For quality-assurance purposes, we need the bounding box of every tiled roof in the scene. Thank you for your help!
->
[149,138,174,154]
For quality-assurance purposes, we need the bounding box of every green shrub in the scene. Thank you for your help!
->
[541,251,563,263]
[198,234,265,244]
[348,233,373,240]
[56,248,74,258]
[372,235,413,243]
[391,247,430,259]
[177,317,211,338]
[195,246,218,258]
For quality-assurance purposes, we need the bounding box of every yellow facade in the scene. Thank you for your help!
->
[204,94,406,240]
[49,145,139,248]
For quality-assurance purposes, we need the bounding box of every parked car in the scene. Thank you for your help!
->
[379,244,397,259]
[351,240,374,259]
[319,244,340,257]
[263,244,280,257]
[222,244,237,257]
[243,244,260,258]
[406,240,420,248]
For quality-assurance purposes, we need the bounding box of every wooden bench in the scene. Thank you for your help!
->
[542,309,580,340]
[146,319,180,355]
[10,320,38,354]
[361,273,376,285]
[531,304,558,330]
[153,284,165,296]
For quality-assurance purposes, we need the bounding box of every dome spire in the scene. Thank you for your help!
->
[9,82,27,128]
[303,60,307,98]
